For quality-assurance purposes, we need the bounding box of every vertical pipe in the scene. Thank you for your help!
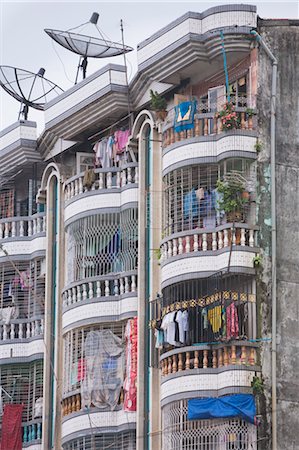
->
[250,29,278,450]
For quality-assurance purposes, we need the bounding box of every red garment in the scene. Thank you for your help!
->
[1,404,23,450]
[226,303,239,340]
[124,317,137,412]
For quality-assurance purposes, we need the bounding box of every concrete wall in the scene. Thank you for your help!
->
[257,20,299,450]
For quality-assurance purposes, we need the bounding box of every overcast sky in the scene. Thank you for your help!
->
[0,0,298,132]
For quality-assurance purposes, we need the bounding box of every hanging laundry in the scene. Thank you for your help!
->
[174,101,197,133]
[184,189,199,221]
[207,305,222,333]
[0,404,23,450]
[124,317,137,412]
[226,302,239,340]
[114,129,130,154]
[93,137,113,168]
[161,311,179,346]
[175,310,189,344]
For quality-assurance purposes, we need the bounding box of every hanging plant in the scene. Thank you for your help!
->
[253,254,262,268]
[251,376,264,396]
[215,102,239,131]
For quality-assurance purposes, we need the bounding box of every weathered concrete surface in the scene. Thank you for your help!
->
[257,20,299,450]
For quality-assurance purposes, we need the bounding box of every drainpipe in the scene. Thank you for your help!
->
[250,29,278,450]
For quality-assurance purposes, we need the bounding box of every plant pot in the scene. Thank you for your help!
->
[156,110,167,121]
[242,191,250,200]
[227,211,243,223]
[248,116,253,130]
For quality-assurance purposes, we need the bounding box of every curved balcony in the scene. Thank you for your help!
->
[62,272,137,332]
[61,405,136,445]
[0,214,46,260]
[64,165,138,226]
[161,225,258,288]
[0,317,44,361]
[160,342,259,406]
[22,420,42,448]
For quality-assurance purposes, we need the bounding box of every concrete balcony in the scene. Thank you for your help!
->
[137,5,256,81]
[61,404,136,446]
[0,121,40,179]
[62,272,138,332]
[64,165,138,227]
[0,316,44,362]
[0,213,46,261]
[160,342,259,407]
[42,64,129,143]
[162,110,257,176]
[160,224,258,288]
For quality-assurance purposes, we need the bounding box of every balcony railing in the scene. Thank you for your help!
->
[22,420,42,445]
[62,391,124,418]
[0,317,44,341]
[64,164,138,202]
[160,342,258,377]
[162,97,256,149]
[62,272,137,309]
[161,225,257,262]
[0,213,46,240]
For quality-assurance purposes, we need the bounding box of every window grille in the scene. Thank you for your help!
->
[162,274,254,306]
[62,431,136,450]
[163,159,255,237]
[0,258,45,320]
[66,209,138,283]
[63,322,127,396]
[162,400,256,450]
[0,360,43,424]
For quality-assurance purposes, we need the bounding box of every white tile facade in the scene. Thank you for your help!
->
[161,251,255,285]
[0,123,37,151]
[161,369,256,401]
[64,188,138,223]
[0,236,46,259]
[0,338,44,360]
[163,135,256,174]
[62,410,136,441]
[62,296,138,331]
[138,10,256,65]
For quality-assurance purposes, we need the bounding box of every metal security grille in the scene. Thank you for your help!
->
[67,209,138,283]
[63,322,126,396]
[163,159,255,236]
[0,258,45,319]
[162,274,254,306]
[62,431,136,450]
[0,360,43,423]
[162,400,256,450]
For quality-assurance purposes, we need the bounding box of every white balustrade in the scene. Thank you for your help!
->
[64,165,138,201]
[161,228,257,260]
[0,215,46,240]
[62,273,138,311]
[0,318,44,342]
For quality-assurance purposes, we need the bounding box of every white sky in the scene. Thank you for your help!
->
[0,0,298,132]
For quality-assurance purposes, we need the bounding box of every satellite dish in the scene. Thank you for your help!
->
[0,66,63,120]
[45,12,133,83]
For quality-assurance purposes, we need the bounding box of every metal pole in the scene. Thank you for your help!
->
[120,19,133,129]
[220,30,230,102]
[250,29,278,450]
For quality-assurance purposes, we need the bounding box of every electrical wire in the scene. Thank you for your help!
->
[50,39,74,84]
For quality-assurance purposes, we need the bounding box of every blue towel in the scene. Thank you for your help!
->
[174,101,197,133]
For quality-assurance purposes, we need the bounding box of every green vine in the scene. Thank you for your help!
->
[251,376,264,396]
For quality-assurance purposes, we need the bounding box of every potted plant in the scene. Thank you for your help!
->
[253,254,262,269]
[216,179,249,222]
[246,108,256,130]
[215,102,239,131]
[150,90,167,121]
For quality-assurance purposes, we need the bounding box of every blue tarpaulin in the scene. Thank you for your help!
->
[188,394,256,424]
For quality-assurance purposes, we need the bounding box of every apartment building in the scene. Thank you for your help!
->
[0,4,298,450]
